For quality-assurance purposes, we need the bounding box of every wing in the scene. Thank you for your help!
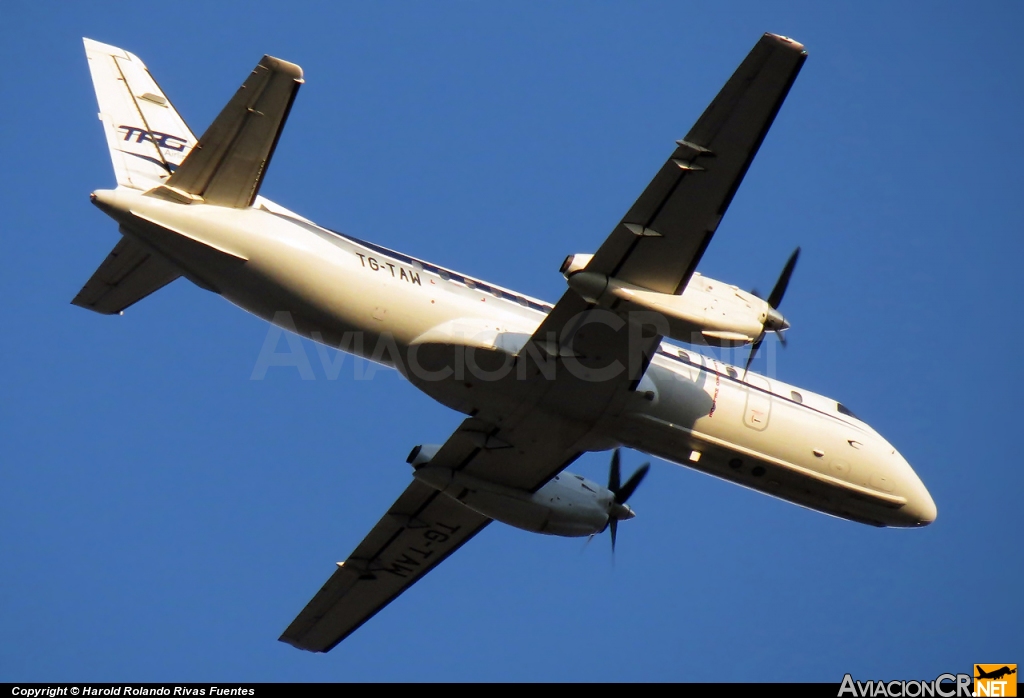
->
[280,413,590,652]
[528,34,805,390]
[162,55,303,208]
[586,33,806,294]
[279,479,490,653]
[71,234,181,315]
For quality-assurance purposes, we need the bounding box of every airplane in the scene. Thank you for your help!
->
[976,667,1017,681]
[75,33,937,653]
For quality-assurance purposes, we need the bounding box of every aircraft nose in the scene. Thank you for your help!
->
[887,449,937,527]
[908,488,937,526]
[899,467,938,527]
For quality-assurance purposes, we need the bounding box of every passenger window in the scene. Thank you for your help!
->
[790,390,803,404]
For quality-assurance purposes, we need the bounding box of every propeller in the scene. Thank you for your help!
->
[605,448,650,553]
[743,247,800,378]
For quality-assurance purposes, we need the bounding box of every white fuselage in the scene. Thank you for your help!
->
[92,187,937,528]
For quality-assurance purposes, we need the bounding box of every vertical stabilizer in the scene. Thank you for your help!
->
[83,38,198,190]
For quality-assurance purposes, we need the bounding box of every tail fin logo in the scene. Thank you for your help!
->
[118,125,188,152]
[975,665,1017,697]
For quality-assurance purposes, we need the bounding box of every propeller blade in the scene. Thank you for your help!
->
[608,448,621,495]
[616,463,650,504]
[603,451,649,556]
[743,333,765,378]
[767,247,800,310]
[776,330,788,349]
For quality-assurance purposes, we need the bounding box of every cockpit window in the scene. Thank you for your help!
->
[836,402,858,419]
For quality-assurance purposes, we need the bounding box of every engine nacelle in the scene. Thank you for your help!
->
[406,444,442,468]
[562,261,778,347]
[411,463,619,537]
[560,253,593,277]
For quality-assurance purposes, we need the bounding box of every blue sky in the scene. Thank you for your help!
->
[1,1,1021,682]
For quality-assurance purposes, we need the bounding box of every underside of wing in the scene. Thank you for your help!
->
[280,480,490,652]
[525,35,806,396]
[280,412,591,652]
[586,33,807,295]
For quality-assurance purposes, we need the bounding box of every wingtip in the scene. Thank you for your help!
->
[764,33,805,51]
[261,55,304,80]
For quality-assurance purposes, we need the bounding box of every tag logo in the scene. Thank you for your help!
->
[975,665,1017,697]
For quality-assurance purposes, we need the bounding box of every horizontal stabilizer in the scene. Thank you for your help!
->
[163,55,303,208]
[71,234,181,315]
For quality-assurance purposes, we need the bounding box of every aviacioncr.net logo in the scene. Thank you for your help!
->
[839,673,973,697]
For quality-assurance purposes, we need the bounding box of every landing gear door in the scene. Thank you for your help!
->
[743,374,772,431]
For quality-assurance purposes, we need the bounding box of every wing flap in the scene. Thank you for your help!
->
[71,234,181,315]
[164,56,303,208]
